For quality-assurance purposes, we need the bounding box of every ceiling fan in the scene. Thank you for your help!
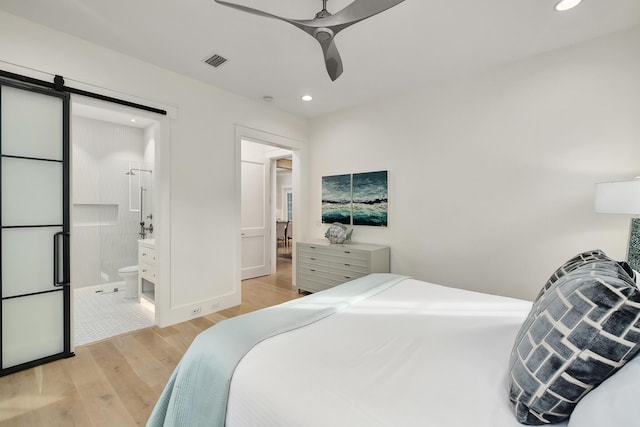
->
[214,0,406,81]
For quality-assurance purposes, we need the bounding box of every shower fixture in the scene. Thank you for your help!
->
[125,168,153,176]
[126,167,154,238]
[139,186,154,239]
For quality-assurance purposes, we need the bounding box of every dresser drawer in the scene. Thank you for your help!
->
[298,244,331,257]
[330,256,369,273]
[330,248,369,261]
[331,262,370,276]
[138,246,156,265]
[298,254,331,268]
[298,260,330,273]
[298,266,332,282]
[330,269,368,284]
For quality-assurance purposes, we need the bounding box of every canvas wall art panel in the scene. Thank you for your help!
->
[322,174,351,224]
[352,170,388,226]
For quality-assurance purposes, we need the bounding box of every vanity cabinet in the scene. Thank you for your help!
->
[296,241,390,293]
[138,239,156,303]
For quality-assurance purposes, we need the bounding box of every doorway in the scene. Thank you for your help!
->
[275,158,293,261]
[240,140,294,280]
[71,100,158,346]
[236,126,302,289]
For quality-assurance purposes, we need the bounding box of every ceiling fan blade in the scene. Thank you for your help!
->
[317,37,343,81]
[214,0,315,35]
[316,0,406,34]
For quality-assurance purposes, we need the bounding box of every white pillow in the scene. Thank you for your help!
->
[568,354,640,426]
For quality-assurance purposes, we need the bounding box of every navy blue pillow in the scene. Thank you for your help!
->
[509,258,640,425]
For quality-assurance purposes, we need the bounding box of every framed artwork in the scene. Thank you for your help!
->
[322,174,351,224]
[352,171,388,226]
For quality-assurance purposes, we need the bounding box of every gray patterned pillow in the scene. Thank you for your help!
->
[535,249,610,300]
[509,259,640,425]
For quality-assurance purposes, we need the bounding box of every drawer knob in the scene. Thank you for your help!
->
[344,251,351,254]
[344,263,351,266]
[310,246,316,249]
[142,252,147,256]
[310,269,316,272]
[142,269,147,273]
[310,257,316,260]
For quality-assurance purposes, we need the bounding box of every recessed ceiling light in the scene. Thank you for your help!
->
[130,119,136,123]
[555,0,582,11]
[301,95,313,102]
[263,95,274,103]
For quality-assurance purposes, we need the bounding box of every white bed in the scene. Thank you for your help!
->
[226,277,566,427]
[149,253,640,427]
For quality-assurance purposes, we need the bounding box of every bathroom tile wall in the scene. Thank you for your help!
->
[72,116,146,289]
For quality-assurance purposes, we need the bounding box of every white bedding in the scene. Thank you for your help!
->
[227,278,569,427]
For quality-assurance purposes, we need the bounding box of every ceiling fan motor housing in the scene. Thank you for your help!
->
[314,27,334,42]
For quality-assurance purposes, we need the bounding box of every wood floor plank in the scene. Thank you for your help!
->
[111,334,172,394]
[159,321,201,355]
[88,340,158,426]
[31,361,93,427]
[0,369,39,425]
[30,391,93,427]
[66,346,137,427]
[190,316,215,331]
[132,329,183,375]
[0,257,297,426]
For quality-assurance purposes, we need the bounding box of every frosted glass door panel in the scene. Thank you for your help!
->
[0,86,63,160]
[1,227,60,298]
[2,292,64,369]
[1,157,62,226]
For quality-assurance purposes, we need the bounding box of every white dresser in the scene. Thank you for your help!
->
[138,239,156,303]
[296,240,390,293]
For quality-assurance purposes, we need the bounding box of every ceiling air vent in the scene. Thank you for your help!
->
[204,54,228,68]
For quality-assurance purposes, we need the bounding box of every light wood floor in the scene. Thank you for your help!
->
[0,257,298,427]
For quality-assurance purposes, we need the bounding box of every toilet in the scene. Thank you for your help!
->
[117,265,138,299]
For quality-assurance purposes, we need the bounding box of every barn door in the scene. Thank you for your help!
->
[0,78,73,376]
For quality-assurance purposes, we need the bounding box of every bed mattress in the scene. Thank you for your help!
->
[226,278,569,427]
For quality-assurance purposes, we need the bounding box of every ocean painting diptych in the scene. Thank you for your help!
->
[352,171,388,226]
[322,174,352,224]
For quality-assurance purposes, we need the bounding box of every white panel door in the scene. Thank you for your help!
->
[0,79,73,376]
[241,141,270,280]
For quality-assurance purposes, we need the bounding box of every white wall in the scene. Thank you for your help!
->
[307,26,640,301]
[0,10,308,326]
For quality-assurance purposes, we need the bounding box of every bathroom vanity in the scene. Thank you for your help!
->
[138,239,156,303]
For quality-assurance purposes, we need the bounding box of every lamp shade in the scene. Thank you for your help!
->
[594,181,640,214]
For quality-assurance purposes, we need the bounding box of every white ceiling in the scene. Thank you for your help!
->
[2,0,640,118]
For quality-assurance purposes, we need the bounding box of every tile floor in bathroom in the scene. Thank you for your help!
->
[74,282,155,346]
